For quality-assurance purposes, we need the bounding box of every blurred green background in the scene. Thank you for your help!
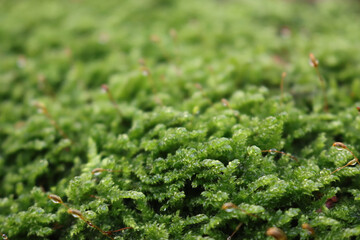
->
[1,0,360,239]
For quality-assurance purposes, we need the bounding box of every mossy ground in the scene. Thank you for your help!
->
[1,0,360,239]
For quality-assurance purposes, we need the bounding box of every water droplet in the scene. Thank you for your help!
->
[101,84,109,93]
[68,209,82,218]
[17,56,26,68]
[225,208,235,213]
[221,99,229,107]
[222,202,238,211]
[335,147,343,151]
[309,58,318,67]
[48,194,63,204]
[269,149,277,154]
[142,70,149,76]
[309,53,319,68]
[91,168,106,175]
[332,142,347,149]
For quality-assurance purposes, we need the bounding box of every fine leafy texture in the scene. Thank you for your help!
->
[1,0,360,239]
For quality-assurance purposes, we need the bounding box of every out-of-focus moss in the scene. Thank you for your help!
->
[1,0,360,239]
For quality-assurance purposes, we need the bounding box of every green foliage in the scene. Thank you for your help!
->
[1,0,360,239]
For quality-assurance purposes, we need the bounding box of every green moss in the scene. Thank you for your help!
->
[1,0,360,239]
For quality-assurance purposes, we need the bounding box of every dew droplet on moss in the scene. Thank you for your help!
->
[91,168,106,175]
[309,53,319,68]
[270,149,277,154]
[67,209,83,218]
[222,202,238,212]
[48,194,63,204]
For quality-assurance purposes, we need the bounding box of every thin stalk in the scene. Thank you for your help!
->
[101,85,123,117]
[139,60,163,106]
[227,222,243,240]
[309,53,328,112]
[315,67,328,112]
[280,72,286,106]
[105,227,133,236]
[34,102,72,142]
[331,142,359,174]
[67,209,114,240]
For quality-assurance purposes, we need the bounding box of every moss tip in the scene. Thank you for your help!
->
[332,142,347,149]
[48,194,63,204]
[67,209,83,218]
[221,202,238,210]
[266,227,287,240]
[309,53,319,68]
[91,168,107,175]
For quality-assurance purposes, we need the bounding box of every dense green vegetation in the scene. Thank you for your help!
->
[1,0,360,239]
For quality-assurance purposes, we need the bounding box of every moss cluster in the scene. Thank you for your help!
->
[1,0,360,239]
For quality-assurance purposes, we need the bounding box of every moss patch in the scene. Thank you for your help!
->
[1,0,360,239]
